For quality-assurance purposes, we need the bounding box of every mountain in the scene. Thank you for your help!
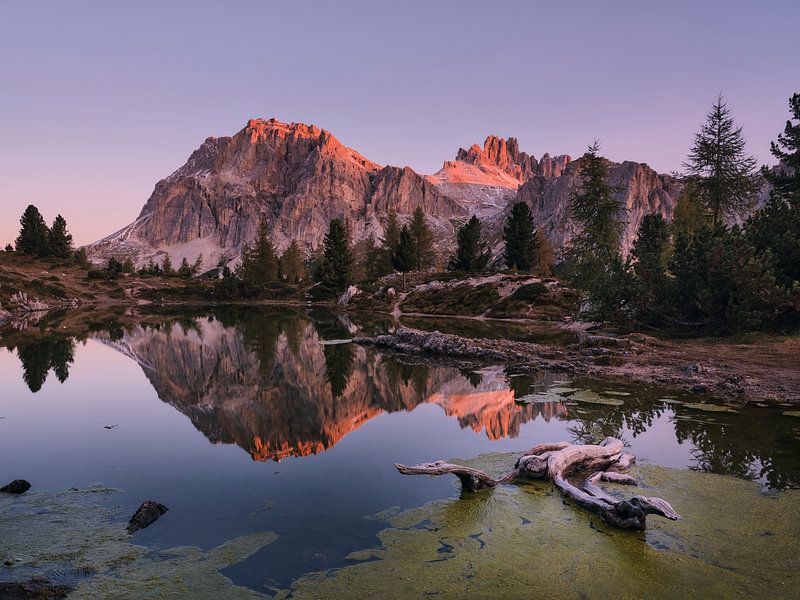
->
[87,118,683,270]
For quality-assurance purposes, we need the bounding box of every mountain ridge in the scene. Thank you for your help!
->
[87,117,682,270]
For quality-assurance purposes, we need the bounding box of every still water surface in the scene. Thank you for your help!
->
[1,308,798,595]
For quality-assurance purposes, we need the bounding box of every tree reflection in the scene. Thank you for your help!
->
[14,338,76,392]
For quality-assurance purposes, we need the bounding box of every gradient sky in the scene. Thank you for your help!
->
[1,1,798,245]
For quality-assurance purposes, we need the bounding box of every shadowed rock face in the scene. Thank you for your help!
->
[88,121,686,268]
[96,316,563,461]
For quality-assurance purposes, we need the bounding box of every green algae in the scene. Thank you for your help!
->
[683,402,740,413]
[569,390,625,406]
[0,486,276,599]
[287,458,800,600]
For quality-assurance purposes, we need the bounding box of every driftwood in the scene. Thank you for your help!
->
[395,437,680,530]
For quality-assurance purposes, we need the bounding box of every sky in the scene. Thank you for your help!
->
[1,1,798,246]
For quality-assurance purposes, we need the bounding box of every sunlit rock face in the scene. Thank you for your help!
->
[87,118,466,270]
[97,317,563,461]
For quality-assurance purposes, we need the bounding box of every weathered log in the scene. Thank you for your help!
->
[395,437,680,530]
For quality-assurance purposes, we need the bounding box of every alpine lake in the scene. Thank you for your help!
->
[1,306,798,599]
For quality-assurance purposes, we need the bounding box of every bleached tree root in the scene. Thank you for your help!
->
[395,437,680,530]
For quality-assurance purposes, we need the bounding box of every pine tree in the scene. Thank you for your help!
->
[448,215,490,272]
[503,202,539,271]
[161,254,175,276]
[3,244,13,252]
[747,91,800,288]
[279,240,306,283]
[122,257,135,273]
[568,142,625,264]
[393,226,416,290]
[630,214,670,320]
[177,257,193,278]
[566,142,630,320]
[380,211,401,274]
[763,92,800,206]
[316,218,353,293]
[15,205,50,256]
[363,234,388,280]
[410,206,434,272]
[239,218,278,291]
[683,95,758,225]
[48,215,73,258]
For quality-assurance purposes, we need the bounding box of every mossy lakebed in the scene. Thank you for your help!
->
[3,458,798,599]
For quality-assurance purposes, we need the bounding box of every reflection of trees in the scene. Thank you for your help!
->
[14,338,76,392]
[383,357,430,399]
[564,395,665,445]
[312,310,356,399]
[673,410,800,490]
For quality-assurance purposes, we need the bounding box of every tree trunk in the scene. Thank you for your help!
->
[395,437,680,530]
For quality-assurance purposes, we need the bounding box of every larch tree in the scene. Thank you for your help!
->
[503,201,538,271]
[683,95,758,225]
[279,240,306,283]
[240,217,279,289]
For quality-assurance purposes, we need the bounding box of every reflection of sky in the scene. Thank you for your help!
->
[0,335,793,591]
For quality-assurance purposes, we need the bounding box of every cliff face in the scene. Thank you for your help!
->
[97,316,562,461]
[88,119,684,269]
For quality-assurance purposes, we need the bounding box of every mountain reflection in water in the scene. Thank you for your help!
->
[6,307,800,492]
[95,312,564,462]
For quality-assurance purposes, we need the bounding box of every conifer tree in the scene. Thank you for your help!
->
[683,95,758,225]
[566,142,630,320]
[630,214,670,319]
[671,186,710,237]
[122,257,135,273]
[177,257,192,278]
[3,244,13,252]
[239,218,278,290]
[161,254,175,276]
[279,240,306,283]
[410,207,434,272]
[393,226,416,289]
[503,202,538,271]
[15,205,50,256]
[362,234,387,280]
[747,91,800,288]
[316,218,353,293]
[48,215,73,258]
[448,215,489,272]
[379,211,401,274]
[763,92,800,206]
[568,142,625,265]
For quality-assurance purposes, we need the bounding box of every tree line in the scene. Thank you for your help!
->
[566,93,800,334]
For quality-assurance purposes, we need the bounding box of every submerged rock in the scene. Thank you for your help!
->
[1,479,31,494]
[0,580,71,599]
[127,500,169,533]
